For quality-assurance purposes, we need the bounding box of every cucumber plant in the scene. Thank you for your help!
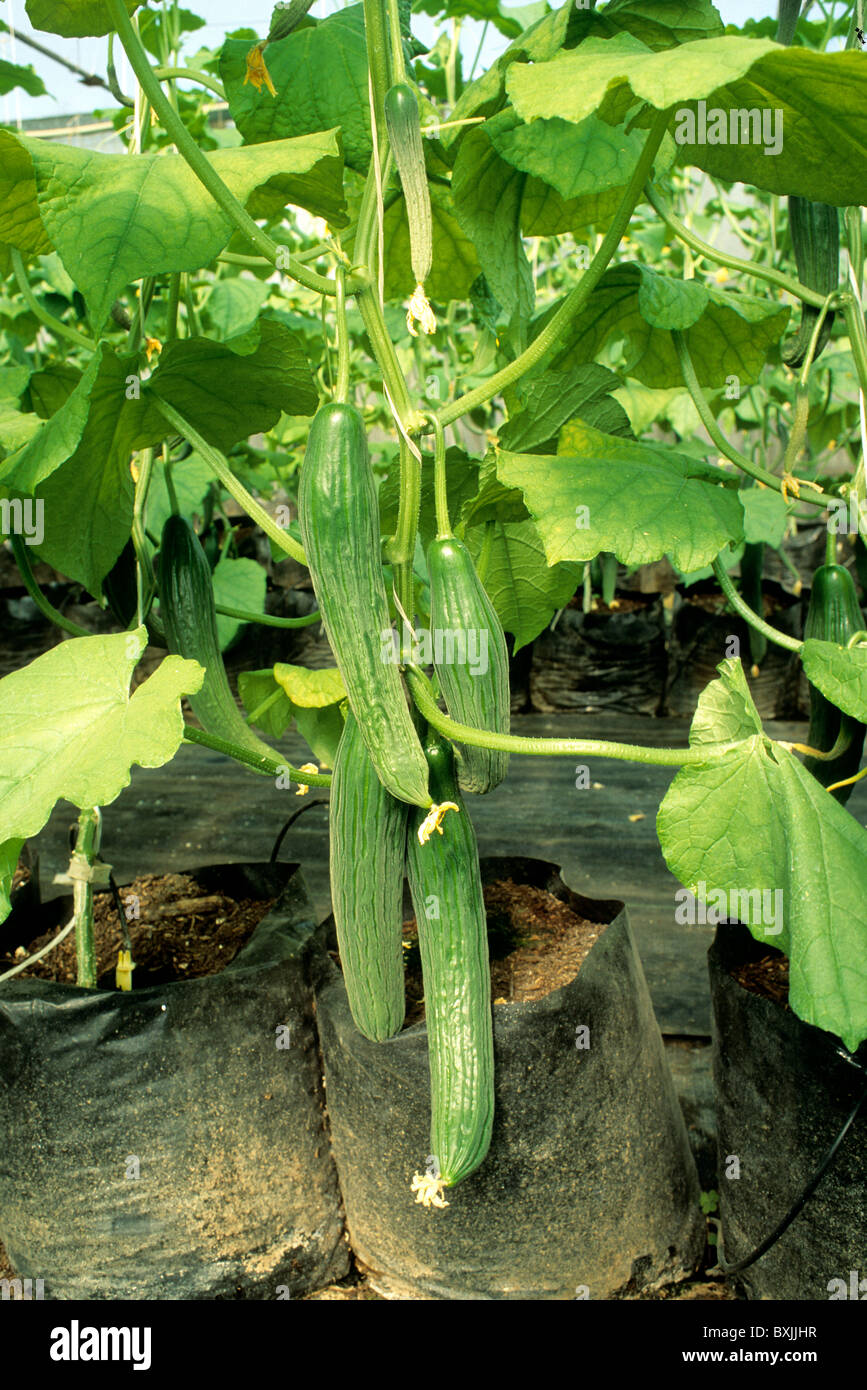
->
[1,0,867,1214]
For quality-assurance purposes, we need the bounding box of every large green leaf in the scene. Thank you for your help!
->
[657,658,867,1050]
[213,555,267,651]
[221,6,371,174]
[0,58,46,97]
[0,628,202,860]
[464,518,582,652]
[801,640,867,723]
[498,363,631,454]
[239,663,346,768]
[452,114,533,321]
[508,33,867,205]
[382,181,481,305]
[25,0,140,37]
[496,425,744,572]
[0,130,345,328]
[544,262,789,390]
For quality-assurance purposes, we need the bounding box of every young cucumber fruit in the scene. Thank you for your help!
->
[384,82,433,290]
[330,709,408,1041]
[783,196,838,369]
[158,514,278,762]
[298,402,431,809]
[803,563,866,804]
[406,732,494,1203]
[427,536,510,794]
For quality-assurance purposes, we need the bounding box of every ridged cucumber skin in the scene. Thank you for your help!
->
[298,402,431,808]
[803,564,866,804]
[406,734,494,1189]
[158,515,277,761]
[384,82,433,287]
[783,197,838,368]
[330,710,408,1041]
[427,537,510,794]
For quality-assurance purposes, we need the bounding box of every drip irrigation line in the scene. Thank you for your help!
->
[269,799,328,863]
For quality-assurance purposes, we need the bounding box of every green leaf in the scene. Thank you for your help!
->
[0,837,23,924]
[0,628,203,848]
[293,703,344,769]
[221,6,371,174]
[0,58,47,97]
[496,425,744,572]
[147,451,216,540]
[24,0,140,38]
[657,658,867,1050]
[594,0,724,48]
[148,318,318,450]
[464,518,582,652]
[203,276,270,340]
[0,130,345,328]
[742,487,789,548]
[498,363,630,454]
[212,555,267,650]
[414,0,521,40]
[238,669,295,738]
[801,639,867,723]
[452,114,533,321]
[0,404,40,456]
[382,181,481,305]
[273,663,346,708]
[507,33,867,206]
[544,263,789,390]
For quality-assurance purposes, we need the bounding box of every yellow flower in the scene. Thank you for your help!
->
[144,336,162,362]
[407,283,436,337]
[244,42,277,98]
[714,267,729,284]
[296,763,319,796]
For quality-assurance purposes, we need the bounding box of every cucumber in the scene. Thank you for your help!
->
[783,196,838,369]
[330,709,408,1041]
[158,514,278,762]
[384,82,433,290]
[802,563,866,803]
[427,536,510,794]
[298,402,431,809]
[406,731,494,1203]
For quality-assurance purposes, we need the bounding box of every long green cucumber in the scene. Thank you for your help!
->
[330,709,408,1041]
[406,731,494,1205]
[158,514,278,762]
[427,536,510,794]
[298,402,431,808]
[802,563,866,803]
[782,196,838,368]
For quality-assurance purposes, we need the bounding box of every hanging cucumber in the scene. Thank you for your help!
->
[384,82,435,335]
[782,196,838,369]
[158,514,279,762]
[427,536,510,793]
[330,709,408,1041]
[406,731,494,1206]
[802,563,866,803]
[297,401,431,809]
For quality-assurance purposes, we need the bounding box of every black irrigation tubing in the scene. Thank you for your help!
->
[713,1051,867,1278]
[108,871,133,955]
[269,798,328,864]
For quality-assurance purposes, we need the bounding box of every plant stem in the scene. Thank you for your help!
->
[132,448,156,625]
[105,0,339,298]
[427,413,451,538]
[244,687,285,725]
[334,266,350,403]
[672,330,836,508]
[152,65,226,100]
[72,808,101,989]
[9,534,90,637]
[214,603,321,628]
[436,108,672,429]
[712,555,804,653]
[150,396,308,565]
[10,250,95,351]
[362,0,393,133]
[385,0,407,85]
[356,282,415,426]
[647,184,832,308]
[387,436,422,573]
[404,663,744,766]
[182,724,332,785]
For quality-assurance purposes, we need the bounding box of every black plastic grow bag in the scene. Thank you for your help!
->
[0,862,348,1300]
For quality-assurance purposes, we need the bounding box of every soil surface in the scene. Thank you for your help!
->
[2,872,273,988]
[731,951,790,1009]
[396,878,603,1028]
